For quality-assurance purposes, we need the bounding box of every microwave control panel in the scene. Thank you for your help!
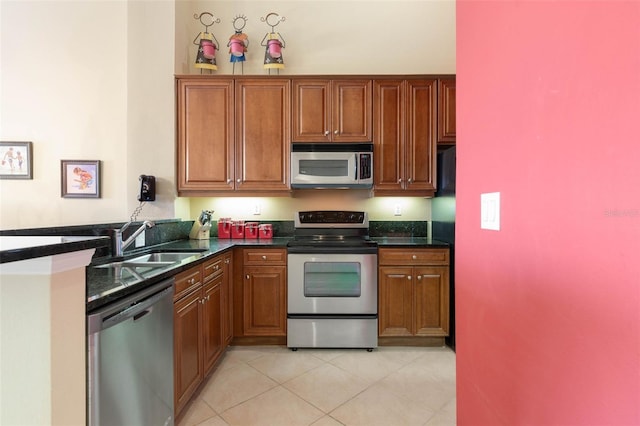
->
[359,153,372,179]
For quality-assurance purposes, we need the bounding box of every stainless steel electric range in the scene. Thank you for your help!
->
[286,211,378,351]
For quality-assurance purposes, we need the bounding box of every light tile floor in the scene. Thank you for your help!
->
[178,345,456,426]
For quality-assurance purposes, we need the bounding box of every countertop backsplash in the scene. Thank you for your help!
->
[1,219,429,259]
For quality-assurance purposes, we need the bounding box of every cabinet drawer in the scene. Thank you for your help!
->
[243,248,287,265]
[174,266,203,300]
[379,248,449,266]
[203,255,224,283]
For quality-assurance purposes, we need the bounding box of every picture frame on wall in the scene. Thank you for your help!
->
[61,160,101,198]
[0,141,33,180]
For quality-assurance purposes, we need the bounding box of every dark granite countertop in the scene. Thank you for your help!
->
[0,235,110,264]
[87,238,290,312]
[371,237,450,248]
[87,236,449,312]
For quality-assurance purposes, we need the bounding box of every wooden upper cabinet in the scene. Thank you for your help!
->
[437,78,456,144]
[406,79,437,192]
[177,79,234,194]
[373,80,403,192]
[292,79,372,142]
[373,78,437,195]
[235,79,290,191]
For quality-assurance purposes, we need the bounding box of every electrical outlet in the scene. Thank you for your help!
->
[135,232,145,248]
[394,204,402,216]
[253,204,261,215]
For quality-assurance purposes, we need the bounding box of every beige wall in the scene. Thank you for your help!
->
[0,0,455,230]
[176,0,456,75]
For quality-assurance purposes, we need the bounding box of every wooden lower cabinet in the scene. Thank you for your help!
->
[243,265,287,335]
[221,252,233,345]
[174,253,230,419]
[378,248,450,340]
[233,248,287,341]
[173,284,202,416]
[202,274,223,374]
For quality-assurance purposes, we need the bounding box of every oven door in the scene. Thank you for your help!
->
[287,253,377,314]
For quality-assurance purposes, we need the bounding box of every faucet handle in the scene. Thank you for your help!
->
[119,221,132,233]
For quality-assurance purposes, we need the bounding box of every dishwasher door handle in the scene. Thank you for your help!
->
[133,308,152,322]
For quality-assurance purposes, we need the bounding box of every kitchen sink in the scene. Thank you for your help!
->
[94,251,204,269]
[126,252,204,263]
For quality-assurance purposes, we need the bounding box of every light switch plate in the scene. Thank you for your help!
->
[481,192,501,231]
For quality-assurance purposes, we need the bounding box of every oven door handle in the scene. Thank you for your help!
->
[287,314,378,320]
[287,246,378,254]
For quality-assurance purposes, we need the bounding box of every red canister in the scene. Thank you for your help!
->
[245,222,259,239]
[258,224,273,239]
[231,220,245,239]
[217,218,231,239]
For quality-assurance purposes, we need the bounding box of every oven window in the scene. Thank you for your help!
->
[303,262,361,297]
[300,160,348,177]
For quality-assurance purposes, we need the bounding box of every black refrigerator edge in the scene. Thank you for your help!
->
[433,145,456,350]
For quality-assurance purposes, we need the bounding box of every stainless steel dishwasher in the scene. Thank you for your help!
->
[88,279,175,426]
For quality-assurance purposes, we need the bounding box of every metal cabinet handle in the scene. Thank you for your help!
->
[417,275,422,280]
[412,255,417,260]
[262,255,267,260]
[398,179,402,183]
[324,130,330,136]
[407,275,412,280]
[225,259,230,264]
[334,130,339,135]
[246,274,250,279]
[236,178,241,183]
[408,178,413,183]
[227,179,232,184]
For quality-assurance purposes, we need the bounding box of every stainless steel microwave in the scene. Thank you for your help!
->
[291,143,373,189]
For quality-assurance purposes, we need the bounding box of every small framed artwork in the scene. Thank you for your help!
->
[0,141,33,179]
[61,160,101,198]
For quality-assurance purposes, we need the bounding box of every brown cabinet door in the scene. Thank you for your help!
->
[374,79,437,195]
[405,79,437,192]
[332,79,372,142]
[176,79,234,194]
[292,79,331,142]
[437,78,456,144]
[235,79,290,191]
[242,265,287,336]
[292,79,372,143]
[173,289,203,415]
[378,266,414,336]
[221,253,233,345]
[373,80,404,191]
[202,276,223,375]
[414,266,450,336]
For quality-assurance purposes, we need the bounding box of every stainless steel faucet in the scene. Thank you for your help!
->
[111,220,155,257]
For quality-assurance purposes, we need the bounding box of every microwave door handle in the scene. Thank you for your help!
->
[354,153,358,181]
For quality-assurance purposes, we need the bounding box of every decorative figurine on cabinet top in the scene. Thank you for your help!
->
[228,14,249,75]
[193,12,220,73]
[261,12,286,74]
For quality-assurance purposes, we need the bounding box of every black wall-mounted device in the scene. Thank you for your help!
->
[138,175,156,201]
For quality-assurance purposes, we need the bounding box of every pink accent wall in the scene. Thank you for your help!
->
[456,1,640,424]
